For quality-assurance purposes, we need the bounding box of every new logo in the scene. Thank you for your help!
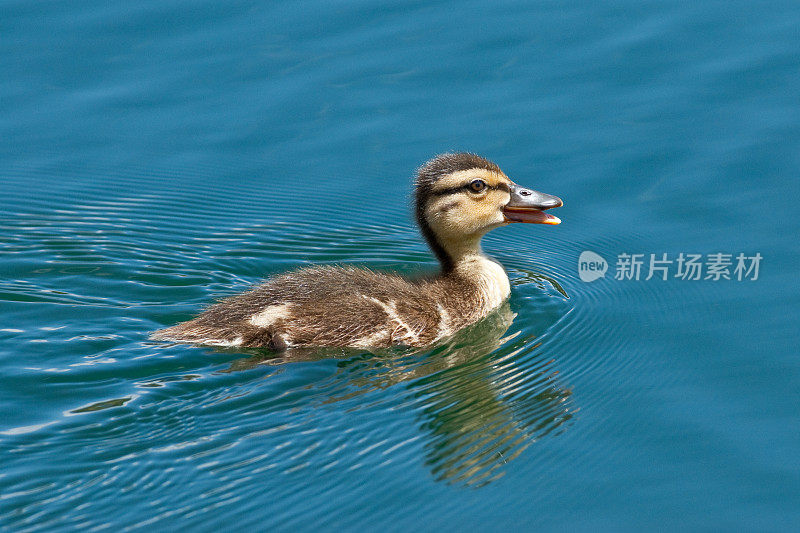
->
[578,251,607,282]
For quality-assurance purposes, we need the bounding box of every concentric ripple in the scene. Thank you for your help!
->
[2,140,740,531]
[0,153,590,529]
[2,0,799,527]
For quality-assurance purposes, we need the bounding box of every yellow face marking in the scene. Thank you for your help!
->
[425,168,514,240]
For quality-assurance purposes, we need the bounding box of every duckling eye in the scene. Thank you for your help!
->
[469,179,487,193]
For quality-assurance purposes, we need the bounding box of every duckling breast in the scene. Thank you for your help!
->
[452,256,511,313]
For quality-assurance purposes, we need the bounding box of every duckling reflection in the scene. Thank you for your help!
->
[407,304,573,486]
[221,302,574,486]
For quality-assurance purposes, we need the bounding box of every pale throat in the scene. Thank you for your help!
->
[443,233,511,310]
[440,232,485,264]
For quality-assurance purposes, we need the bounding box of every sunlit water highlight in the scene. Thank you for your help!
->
[2,0,800,530]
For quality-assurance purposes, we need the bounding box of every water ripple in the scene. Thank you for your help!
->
[0,159,670,526]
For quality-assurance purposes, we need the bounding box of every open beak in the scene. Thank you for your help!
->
[502,183,563,225]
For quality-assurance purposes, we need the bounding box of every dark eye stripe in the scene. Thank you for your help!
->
[431,183,509,196]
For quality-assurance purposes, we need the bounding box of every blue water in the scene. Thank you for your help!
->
[2,1,799,530]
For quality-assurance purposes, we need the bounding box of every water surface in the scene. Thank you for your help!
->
[2,0,799,530]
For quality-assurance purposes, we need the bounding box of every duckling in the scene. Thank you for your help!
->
[150,153,562,350]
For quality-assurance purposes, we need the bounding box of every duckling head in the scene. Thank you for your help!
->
[415,153,562,271]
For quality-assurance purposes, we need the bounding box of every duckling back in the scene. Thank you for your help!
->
[150,264,496,350]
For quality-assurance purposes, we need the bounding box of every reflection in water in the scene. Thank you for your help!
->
[69,396,133,413]
[510,267,570,299]
[224,301,574,486]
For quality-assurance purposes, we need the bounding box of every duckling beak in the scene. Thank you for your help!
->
[502,183,563,225]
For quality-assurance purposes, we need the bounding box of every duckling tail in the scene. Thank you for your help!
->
[149,320,244,348]
[150,320,288,351]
